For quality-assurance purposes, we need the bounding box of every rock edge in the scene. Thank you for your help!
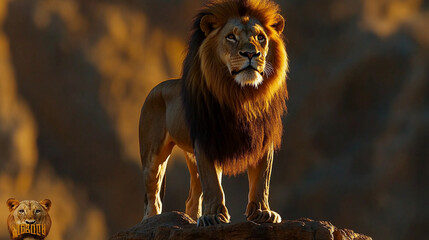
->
[110,212,372,240]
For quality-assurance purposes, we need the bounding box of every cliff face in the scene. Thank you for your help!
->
[0,1,184,239]
[0,0,428,240]
[110,212,372,240]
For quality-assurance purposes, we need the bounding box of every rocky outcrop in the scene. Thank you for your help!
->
[110,212,371,240]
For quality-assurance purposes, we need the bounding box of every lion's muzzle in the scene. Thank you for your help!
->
[231,51,265,87]
[238,51,260,60]
[25,220,36,224]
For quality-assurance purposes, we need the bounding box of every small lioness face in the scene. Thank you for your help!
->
[7,199,51,225]
[6,198,52,239]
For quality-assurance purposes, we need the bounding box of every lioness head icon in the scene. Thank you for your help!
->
[6,198,52,240]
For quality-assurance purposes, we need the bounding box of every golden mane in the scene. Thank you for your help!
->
[181,0,288,175]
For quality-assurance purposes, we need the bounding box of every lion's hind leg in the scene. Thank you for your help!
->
[139,84,175,221]
[140,140,174,220]
[184,152,202,220]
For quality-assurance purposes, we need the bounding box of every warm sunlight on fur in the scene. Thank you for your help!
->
[139,0,287,227]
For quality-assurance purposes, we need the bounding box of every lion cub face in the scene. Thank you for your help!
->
[218,18,270,87]
[7,198,52,239]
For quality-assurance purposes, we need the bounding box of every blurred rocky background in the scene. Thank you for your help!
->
[0,0,427,239]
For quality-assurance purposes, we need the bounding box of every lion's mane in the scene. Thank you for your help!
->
[181,0,288,175]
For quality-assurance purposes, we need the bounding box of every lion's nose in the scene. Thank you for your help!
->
[239,51,260,60]
[25,220,36,224]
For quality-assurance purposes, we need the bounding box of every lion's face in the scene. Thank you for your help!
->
[198,9,286,98]
[7,199,51,225]
[218,18,269,87]
[7,198,52,238]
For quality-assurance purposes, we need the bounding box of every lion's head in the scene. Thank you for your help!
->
[6,198,52,239]
[181,0,288,175]
[184,0,287,109]
[200,9,285,89]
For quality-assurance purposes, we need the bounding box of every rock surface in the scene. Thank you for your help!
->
[110,212,372,240]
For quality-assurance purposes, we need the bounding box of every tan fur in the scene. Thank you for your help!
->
[6,198,52,240]
[139,0,287,226]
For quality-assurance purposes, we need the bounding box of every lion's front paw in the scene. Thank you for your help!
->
[246,202,282,223]
[197,213,229,227]
[247,209,282,223]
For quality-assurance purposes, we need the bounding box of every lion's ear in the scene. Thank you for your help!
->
[200,14,217,36]
[6,198,19,212]
[40,199,51,212]
[271,14,285,34]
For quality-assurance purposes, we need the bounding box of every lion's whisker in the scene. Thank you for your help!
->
[263,62,274,78]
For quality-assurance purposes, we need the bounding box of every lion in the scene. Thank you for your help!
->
[139,0,288,226]
[6,198,52,240]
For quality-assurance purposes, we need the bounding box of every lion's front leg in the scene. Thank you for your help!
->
[246,146,282,223]
[194,143,230,227]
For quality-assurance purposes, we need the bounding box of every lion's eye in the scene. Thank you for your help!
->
[257,34,265,42]
[18,209,24,214]
[35,210,41,214]
[226,34,236,41]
